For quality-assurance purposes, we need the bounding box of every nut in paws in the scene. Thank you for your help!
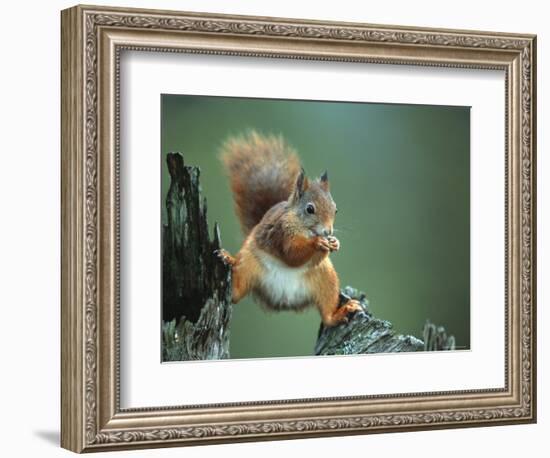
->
[315,236,331,252]
[327,235,340,252]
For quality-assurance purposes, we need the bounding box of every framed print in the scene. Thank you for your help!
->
[61,4,537,453]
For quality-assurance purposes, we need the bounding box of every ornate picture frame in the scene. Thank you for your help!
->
[61,4,536,453]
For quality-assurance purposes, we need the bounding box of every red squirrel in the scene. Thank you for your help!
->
[216,131,362,326]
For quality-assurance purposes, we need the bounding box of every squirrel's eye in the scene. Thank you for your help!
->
[306,203,316,215]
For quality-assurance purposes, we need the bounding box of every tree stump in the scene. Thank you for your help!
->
[162,153,232,361]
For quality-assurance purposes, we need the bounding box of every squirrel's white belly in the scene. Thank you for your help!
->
[255,252,312,310]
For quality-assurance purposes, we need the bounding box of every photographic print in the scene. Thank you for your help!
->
[161,95,470,362]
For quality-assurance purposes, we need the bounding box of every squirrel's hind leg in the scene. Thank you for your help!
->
[311,264,362,327]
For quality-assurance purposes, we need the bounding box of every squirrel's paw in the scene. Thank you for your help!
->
[324,299,364,327]
[326,235,340,252]
[214,249,236,266]
[314,236,331,252]
[344,299,363,314]
[338,299,363,324]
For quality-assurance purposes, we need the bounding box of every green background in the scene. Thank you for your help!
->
[161,94,471,359]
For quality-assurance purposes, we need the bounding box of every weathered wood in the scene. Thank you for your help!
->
[315,287,425,355]
[162,152,232,361]
[423,320,456,351]
[162,296,232,361]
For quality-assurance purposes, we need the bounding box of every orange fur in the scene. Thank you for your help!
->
[281,234,319,267]
[220,131,301,235]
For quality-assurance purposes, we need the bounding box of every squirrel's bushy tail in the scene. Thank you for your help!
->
[220,131,301,235]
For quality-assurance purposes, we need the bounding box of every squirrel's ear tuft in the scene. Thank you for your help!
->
[292,168,309,201]
[319,170,330,191]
